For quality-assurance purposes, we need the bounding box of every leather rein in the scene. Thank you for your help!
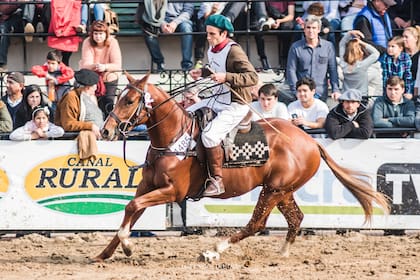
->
[107,83,196,170]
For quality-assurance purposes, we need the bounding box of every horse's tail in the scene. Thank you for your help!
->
[317,143,390,223]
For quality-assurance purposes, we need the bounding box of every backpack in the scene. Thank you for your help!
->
[104,8,119,34]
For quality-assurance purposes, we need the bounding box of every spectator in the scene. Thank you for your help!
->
[142,2,194,72]
[22,0,45,42]
[179,87,201,109]
[207,1,273,70]
[79,20,122,117]
[55,69,103,140]
[188,14,258,196]
[325,88,373,139]
[0,100,12,133]
[388,0,419,30]
[9,105,64,141]
[78,3,108,33]
[402,26,420,82]
[286,15,340,102]
[353,0,395,99]
[353,0,395,54]
[32,50,74,107]
[301,1,341,46]
[220,2,272,33]
[287,77,329,130]
[14,84,53,129]
[1,72,25,127]
[251,83,289,121]
[48,0,82,66]
[254,1,295,70]
[380,35,413,98]
[339,30,380,100]
[305,2,332,41]
[371,76,415,133]
[0,1,24,72]
[339,0,367,31]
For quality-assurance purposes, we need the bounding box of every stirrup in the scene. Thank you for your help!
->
[203,177,225,196]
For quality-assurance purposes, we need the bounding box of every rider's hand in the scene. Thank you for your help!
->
[210,72,226,84]
[189,68,202,80]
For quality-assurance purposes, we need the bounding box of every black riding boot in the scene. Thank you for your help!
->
[203,146,225,196]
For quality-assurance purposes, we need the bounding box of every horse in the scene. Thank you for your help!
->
[96,72,389,262]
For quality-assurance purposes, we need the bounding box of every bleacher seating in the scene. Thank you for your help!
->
[110,2,141,36]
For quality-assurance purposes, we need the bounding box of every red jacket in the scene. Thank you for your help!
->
[47,0,81,52]
[31,62,74,85]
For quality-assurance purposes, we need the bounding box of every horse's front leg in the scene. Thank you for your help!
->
[93,209,145,262]
[116,184,177,257]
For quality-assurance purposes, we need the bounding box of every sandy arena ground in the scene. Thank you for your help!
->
[0,230,419,280]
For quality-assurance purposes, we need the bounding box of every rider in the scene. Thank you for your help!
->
[189,14,258,196]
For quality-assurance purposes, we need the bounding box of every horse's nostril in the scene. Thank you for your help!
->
[102,129,109,137]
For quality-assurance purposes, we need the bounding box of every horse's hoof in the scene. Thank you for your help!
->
[198,250,220,263]
[122,244,133,257]
[90,256,104,263]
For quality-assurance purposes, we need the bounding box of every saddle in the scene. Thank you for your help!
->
[194,108,270,168]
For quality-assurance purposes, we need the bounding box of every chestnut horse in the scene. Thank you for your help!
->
[96,73,389,262]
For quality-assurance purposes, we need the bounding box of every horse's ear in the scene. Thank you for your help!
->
[138,72,151,88]
[124,71,136,84]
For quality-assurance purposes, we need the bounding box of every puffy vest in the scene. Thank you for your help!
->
[355,6,392,49]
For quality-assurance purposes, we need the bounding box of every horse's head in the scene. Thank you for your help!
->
[101,72,152,140]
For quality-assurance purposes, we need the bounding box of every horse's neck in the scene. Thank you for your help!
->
[146,97,192,148]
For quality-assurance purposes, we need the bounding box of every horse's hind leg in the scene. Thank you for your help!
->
[214,188,279,254]
[276,194,304,257]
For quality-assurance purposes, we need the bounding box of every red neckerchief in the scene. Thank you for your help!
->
[211,38,229,53]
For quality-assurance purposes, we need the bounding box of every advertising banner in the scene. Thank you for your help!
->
[0,140,166,230]
[186,139,420,230]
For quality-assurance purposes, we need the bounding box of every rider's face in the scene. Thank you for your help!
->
[206,25,227,47]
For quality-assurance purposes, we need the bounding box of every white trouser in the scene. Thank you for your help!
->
[187,98,249,148]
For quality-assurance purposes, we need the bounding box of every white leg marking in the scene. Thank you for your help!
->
[215,239,230,253]
[279,241,291,258]
[118,225,130,247]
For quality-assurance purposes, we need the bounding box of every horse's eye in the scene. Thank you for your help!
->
[126,100,134,105]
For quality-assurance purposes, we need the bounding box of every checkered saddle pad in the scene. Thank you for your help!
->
[222,122,270,168]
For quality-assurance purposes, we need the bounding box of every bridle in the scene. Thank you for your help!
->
[107,82,194,169]
[108,83,149,137]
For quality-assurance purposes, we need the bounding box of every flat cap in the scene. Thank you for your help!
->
[205,14,234,34]
[381,0,396,7]
[74,69,99,86]
[339,89,362,102]
[7,72,25,84]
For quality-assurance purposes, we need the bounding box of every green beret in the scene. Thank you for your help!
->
[205,14,234,34]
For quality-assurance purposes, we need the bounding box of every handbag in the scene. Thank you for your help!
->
[104,8,119,34]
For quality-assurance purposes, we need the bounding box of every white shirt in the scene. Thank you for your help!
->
[251,101,289,121]
[287,99,329,129]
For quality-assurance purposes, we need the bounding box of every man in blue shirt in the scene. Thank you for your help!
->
[286,15,340,102]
